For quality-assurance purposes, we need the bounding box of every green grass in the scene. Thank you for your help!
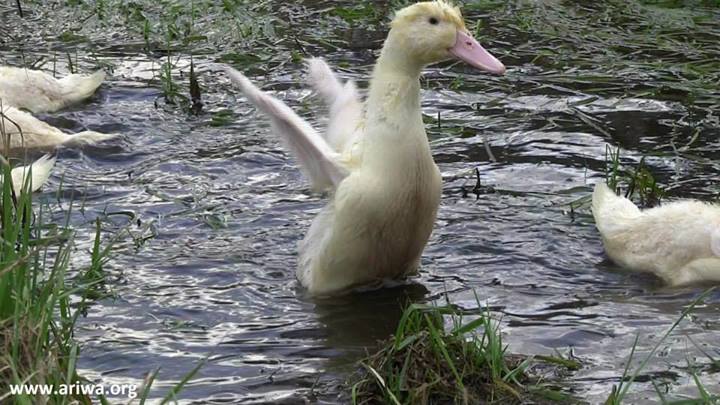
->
[0,158,104,403]
[0,118,202,403]
[351,290,717,405]
[566,144,665,215]
[0,102,119,402]
[351,296,576,405]
[604,145,664,208]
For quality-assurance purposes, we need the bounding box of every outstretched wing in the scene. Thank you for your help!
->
[226,67,348,191]
[305,58,363,153]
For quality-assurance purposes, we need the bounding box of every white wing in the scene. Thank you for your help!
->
[10,154,56,194]
[305,58,363,153]
[225,67,348,191]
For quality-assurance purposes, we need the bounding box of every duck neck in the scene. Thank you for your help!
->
[366,34,425,137]
[363,39,434,174]
[368,33,423,98]
[372,31,424,79]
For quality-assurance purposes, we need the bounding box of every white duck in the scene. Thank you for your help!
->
[2,154,56,195]
[226,1,505,295]
[0,67,105,113]
[0,105,117,153]
[592,182,720,286]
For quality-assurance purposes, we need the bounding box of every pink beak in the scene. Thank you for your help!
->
[449,30,505,75]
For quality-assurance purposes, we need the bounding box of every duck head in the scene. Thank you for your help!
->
[386,1,505,75]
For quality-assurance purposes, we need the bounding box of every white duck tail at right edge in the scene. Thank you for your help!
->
[592,181,720,286]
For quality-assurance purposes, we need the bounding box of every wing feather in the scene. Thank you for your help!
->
[305,58,363,153]
[226,67,348,191]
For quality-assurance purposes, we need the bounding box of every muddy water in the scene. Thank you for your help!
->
[2,1,719,403]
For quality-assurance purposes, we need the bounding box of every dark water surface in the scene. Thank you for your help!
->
[2,0,720,403]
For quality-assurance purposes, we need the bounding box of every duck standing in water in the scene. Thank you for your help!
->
[592,183,720,286]
[227,1,505,295]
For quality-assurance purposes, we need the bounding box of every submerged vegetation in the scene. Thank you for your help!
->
[4,0,719,118]
[604,146,665,208]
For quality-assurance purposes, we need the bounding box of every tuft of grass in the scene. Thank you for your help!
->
[0,139,110,403]
[352,291,717,405]
[605,145,621,193]
[604,145,664,208]
[189,58,202,115]
[351,296,576,405]
[0,105,114,403]
[133,357,207,405]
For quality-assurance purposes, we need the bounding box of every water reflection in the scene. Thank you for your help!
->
[312,283,429,358]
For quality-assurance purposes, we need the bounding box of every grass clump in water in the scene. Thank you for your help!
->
[0,105,117,402]
[0,112,203,403]
[351,300,576,405]
[605,145,664,208]
[0,153,102,401]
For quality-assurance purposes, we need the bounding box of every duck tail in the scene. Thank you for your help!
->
[10,154,56,194]
[592,182,640,235]
[62,131,118,147]
[58,70,105,103]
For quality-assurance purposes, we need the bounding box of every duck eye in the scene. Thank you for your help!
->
[428,17,439,25]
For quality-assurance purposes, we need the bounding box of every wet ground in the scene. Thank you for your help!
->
[2,0,719,403]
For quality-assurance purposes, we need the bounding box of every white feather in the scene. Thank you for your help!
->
[0,106,117,152]
[592,182,720,286]
[7,154,56,195]
[306,58,364,153]
[0,67,105,113]
[225,67,348,191]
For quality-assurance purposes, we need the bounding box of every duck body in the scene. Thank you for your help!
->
[227,1,505,295]
[298,63,443,294]
[1,106,116,153]
[592,182,720,286]
[0,67,105,113]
